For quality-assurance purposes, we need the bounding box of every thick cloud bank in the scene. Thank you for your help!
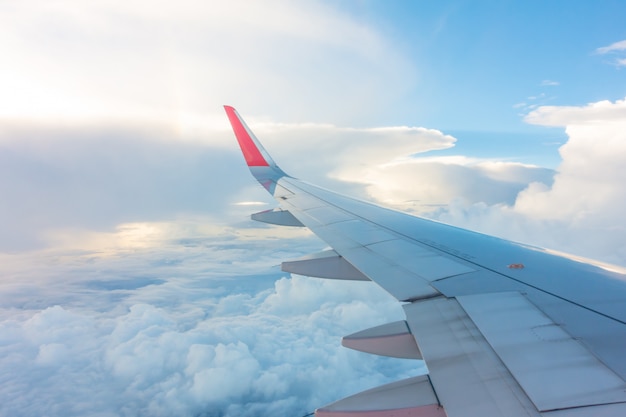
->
[430,97,626,264]
[0,121,456,251]
[0,124,258,251]
[0,221,417,417]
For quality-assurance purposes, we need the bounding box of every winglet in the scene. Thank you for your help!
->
[224,105,287,194]
[224,105,274,167]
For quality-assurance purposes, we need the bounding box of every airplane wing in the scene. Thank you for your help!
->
[224,105,626,417]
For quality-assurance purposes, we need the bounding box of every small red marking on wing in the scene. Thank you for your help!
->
[224,106,269,167]
[508,263,525,269]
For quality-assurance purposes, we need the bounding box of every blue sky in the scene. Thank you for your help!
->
[339,1,626,124]
[1,1,626,416]
[335,1,626,166]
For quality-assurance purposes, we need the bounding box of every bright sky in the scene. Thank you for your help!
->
[338,1,626,167]
[1,1,626,416]
[345,1,626,123]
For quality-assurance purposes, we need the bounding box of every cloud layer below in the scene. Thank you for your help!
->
[0,221,417,417]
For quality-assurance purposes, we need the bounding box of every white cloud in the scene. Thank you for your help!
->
[595,39,626,54]
[540,80,559,86]
[595,39,626,67]
[524,97,626,126]
[0,120,455,251]
[517,101,626,228]
[252,122,457,195]
[433,97,626,264]
[0,124,258,250]
[233,201,269,206]
[332,150,553,213]
[0,222,420,417]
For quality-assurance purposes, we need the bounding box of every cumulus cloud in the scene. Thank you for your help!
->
[524,97,626,126]
[0,221,419,417]
[250,122,457,195]
[432,97,626,264]
[331,149,553,213]
[0,118,460,251]
[0,124,266,251]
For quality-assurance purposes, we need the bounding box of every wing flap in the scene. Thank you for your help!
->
[303,206,355,224]
[404,297,542,417]
[339,246,439,300]
[457,292,626,411]
[366,239,475,281]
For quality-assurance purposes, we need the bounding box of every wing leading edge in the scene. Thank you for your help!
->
[224,106,626,417]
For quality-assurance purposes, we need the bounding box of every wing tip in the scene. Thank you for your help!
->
[224,105,271,167]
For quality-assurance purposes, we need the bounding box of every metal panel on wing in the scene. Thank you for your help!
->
[328,219,397,246]
[282,193,325,210]
[457,292,626,411]
[403,298,541,417]
[302,205,354,225]
[341,246,439,301]
[365,239,476,282]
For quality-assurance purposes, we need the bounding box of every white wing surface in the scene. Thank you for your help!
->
[224,106,626,417]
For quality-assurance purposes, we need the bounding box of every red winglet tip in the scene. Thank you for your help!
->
[224,106,270,167]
